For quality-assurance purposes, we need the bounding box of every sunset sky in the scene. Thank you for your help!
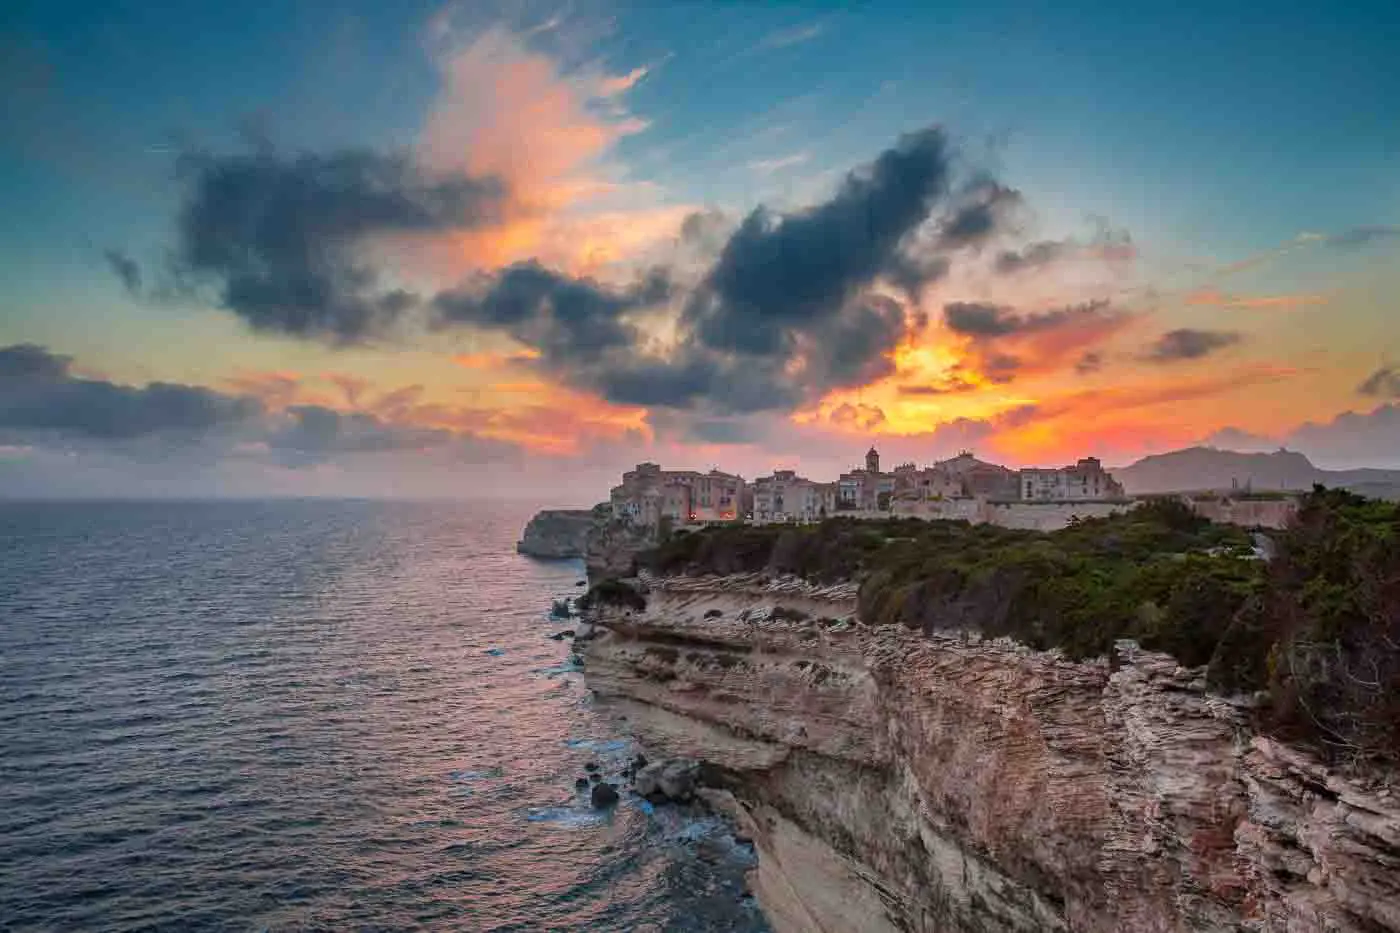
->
[1,0,1397,498]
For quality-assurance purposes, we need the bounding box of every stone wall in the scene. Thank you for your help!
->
[1187,496,1300,530]
[984,499,1134,530]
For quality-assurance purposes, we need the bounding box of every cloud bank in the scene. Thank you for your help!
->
[0,344,261,439]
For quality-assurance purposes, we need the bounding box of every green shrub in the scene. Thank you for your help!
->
[1255,487,1400,767]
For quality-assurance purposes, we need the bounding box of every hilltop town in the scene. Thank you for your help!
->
[607,448,1153,533]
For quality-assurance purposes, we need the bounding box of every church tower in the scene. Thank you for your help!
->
[866,445,880,474]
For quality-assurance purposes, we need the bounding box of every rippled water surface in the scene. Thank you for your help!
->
[0,500,765,932]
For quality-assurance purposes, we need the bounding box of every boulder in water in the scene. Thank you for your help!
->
[590,782,619,808]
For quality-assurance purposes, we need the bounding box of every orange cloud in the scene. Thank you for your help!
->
[452,348,541,370]
[341,373,650,456]
[415,385,651,455]
[415,27,681,277]
[990,365,1305,463]
[598,66,650,97]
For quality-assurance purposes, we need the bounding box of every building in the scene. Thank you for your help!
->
[1019,457,1125,501]
[935,452,1022,499]
[687,469,746,522]
[608,448,1125,533]
[752,470,835,523]
[610,463,746,526]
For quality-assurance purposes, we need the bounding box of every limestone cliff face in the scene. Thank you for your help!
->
[583,517,655,579]
[516,507,602,559]
[582,574,1400,933]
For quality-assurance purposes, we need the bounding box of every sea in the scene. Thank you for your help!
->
[0,499,767,932]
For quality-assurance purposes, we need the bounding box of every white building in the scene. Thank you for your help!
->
[1019,457,1125,501]
[753,470,834,523]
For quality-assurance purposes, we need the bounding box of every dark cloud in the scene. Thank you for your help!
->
[1142,328,1243,363]
[0,343,69,388]
[678,209,731,254]
[434,260,671,366]
[1326,225,1400,249]
[687,126,950,356]
[103,248,142,296]
[170,148,506,341]
[267,405,449,461]
[994,222,1135,275]
[0,344,261,440]
[432,127,955,415]
[594,350,798,412]
[585,291,918,414]
[883,253,950,304]
[943,301,1019,338]
[936,182,1021,250]
[995,239,1071,274]
[981,352,1023,384]
[943,298,1116,339]
[627,127,951,410]
[941,299,1126,384]
[897,377,976,397]
[1075,351,1103,375]
[814,294,913,387]
[1358,365,1400,398]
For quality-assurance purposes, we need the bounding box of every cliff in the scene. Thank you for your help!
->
[583,515,655,579]
[582,574,1400,932]
[516,505,605,559]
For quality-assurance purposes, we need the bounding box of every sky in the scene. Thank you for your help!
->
[1,0,1398,499]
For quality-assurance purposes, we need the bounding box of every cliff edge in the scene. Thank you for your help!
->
[516,505,606,559]
[581,573,1400,933]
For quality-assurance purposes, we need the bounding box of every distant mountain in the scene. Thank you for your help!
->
[1113,447,1400,498]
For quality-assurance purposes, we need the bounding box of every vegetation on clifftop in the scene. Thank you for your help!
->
[637,490,1400,768]
[1248,488,1400,767]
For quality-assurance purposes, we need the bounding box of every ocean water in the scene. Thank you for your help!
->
[0,499,766,932]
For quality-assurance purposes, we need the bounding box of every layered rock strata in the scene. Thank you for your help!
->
[582,573,1400,932]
